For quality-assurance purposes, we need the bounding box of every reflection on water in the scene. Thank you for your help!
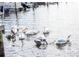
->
[2,2,79,57]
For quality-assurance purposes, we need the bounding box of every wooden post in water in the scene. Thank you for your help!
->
[15,2,19,26]
[0,30,5,57]
[0,3,5,56]
[32,3,36,30]
[0,6,5,34]
[15,2,19,34]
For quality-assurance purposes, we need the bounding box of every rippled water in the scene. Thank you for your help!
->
[1,2,79,57]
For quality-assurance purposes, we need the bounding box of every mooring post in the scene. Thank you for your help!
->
[0,31,5,57]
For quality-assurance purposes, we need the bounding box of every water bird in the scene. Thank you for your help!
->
[43,27,50,37]
[6,34,15,42]
[43,31,49,37]
[54,35,71,49]
[34,36,48,49]
[24,30,39,37]
[6,35,12,41]
[19,32,26,47]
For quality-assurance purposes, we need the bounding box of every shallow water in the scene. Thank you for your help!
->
[1,2,79,57]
